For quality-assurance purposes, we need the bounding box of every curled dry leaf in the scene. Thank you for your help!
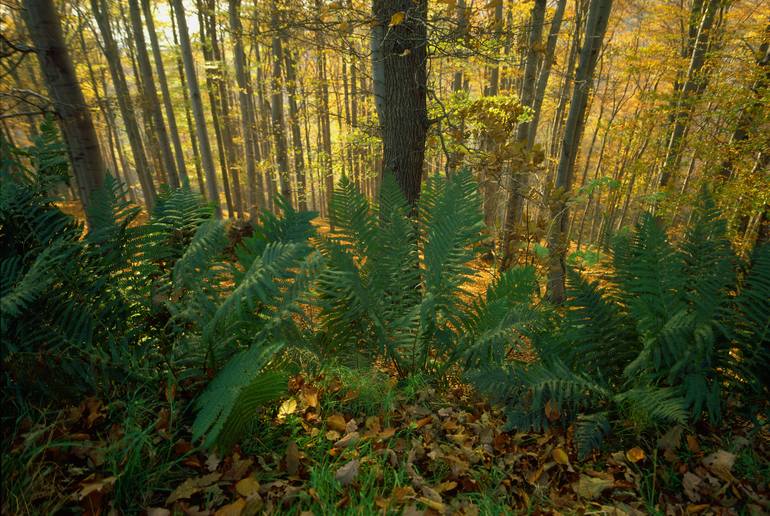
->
[326,414,347,433]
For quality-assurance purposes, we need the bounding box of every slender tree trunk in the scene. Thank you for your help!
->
[658,0,720,189]
[172,0,221,216]
[284,50,307,211]
[23,0,105,215]
[372,0,429,206]
[528,0,567,147]
[229,0,264,217]
[269,8,292,204]
[91,0,156,209]
[140,0,189,188]
[547,0,613,303]
[501,0,547,268]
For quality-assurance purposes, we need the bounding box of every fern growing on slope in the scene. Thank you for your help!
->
[316,171,540,377]
[474,190,769,457]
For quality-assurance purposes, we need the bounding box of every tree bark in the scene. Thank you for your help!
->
[23,0,105,215]
[658,0,720,189]
[547,0,613,303]
[171,0,221,216]
[284,50,308,211]
[229,0,265,217]
[91,0,156,209]
[140,0,189,189]
[372,0,429,207]
[269,8,292,204]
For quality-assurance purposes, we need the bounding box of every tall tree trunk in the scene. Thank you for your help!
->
[372,0,429,206]
[269,8,292,204]
[285,50,308,211]
[197,2,234,217]
[658,0,720,189]
[482,0,504,231]
[171,0,221,216]
[527,0,567,147]
[501,0,547,268]
[229,0,264,217]
[128,0,179,188]
[140,0,189,188]
[23,0,105,215]
[170,0,205,196]
[91,0,156,209]
[547,0,613,303]
[315,0,333,217]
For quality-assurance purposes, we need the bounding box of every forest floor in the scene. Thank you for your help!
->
[5,363,769,515]
[8,205,768,515]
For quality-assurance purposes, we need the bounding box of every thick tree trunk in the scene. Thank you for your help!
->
[172,0,221,216]
[23,0,105,214]
[140,0,189,189]
[547,0,613,303]
[91,0,156,209]
[372,0,429,207]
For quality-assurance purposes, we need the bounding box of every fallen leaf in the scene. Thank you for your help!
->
[214,498,245,516]
[277,398,298,422]
[146,509,170,516]
[683,472,702,502]
[334,431,360,449]
[379,427,396,440]
[235,477,260,498]
[577,475,613,500]
[78,476,116,500]
[335,459,360,486]
[417,496,446,512]
[545,399,560,422]
[657,425,683,451]
[686,435,701,454]
[389,11,406,26]
[365,416,381,434]
[552,448,570,465]
[205,453,222,472]
[327,414,347,433]
[702,450,736,482]
[300,386,319,409]
[392,486,417,503]
[286,441,300,476]
[626,447,645,463]
[325,429,341,441]
[166,472,222,504]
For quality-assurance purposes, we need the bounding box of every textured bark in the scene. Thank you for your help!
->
[91,0,156,209]
[169,0,205,196]
[527,0,567,147]
[128,0,178,188]
[141,0,189,188]
[269,8,292,204]
[372,0,429,207]
[23,0,105,214]
[547,0,613,303]
[172,0,221,216]
[501,0,547,268]
[658,0,720,188]
[284,50,307,211]
[197,2,233,217]
[229,0,265,217]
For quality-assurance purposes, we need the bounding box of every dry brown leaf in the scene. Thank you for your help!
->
[166,472,222,504]
[334,431,360,449]
[78,476,116,500]
[286,441,300,476]
[683,471,702,502]
[576,475,613,500]
[552,448,570,465]
[326,414,347,433]
[686,435,701,454]
[545,399,560,422]
[214,498,245,516]
[235,477,260,498]
[417,496,446,512]
[325,429,341,441]
[335,459,360,486]
[277,398,298,422]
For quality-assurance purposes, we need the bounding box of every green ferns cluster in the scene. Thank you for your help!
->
[474,194,769,457]
[316,171,539,376]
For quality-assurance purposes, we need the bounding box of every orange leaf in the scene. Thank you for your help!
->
[626,447,645,463]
